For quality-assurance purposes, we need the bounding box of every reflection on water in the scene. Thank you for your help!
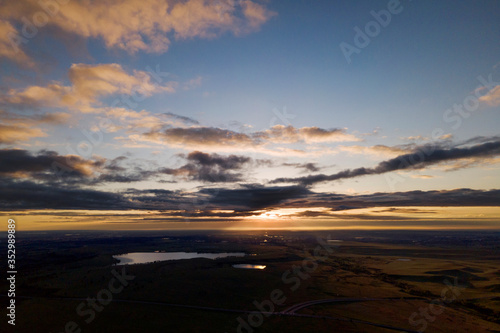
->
[232,264,267,270]
[114,252,245,265]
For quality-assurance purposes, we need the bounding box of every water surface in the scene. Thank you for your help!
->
[114,252,245,265]
[233,264,267,270]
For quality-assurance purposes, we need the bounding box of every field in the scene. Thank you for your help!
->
[1,230,500,332]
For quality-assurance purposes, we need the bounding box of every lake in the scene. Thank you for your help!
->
[232,264,267,270]
[114,252,245,265]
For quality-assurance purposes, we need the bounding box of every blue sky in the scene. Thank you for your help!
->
[1,0,499,230]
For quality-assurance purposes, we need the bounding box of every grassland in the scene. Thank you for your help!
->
[1,230,499,332]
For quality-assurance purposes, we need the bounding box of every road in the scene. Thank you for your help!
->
[281,297,425,314]
[4,294,485,333]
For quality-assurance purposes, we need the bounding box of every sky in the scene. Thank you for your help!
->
[1,0,500,231]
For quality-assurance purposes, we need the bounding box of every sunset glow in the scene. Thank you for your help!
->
[0,0,499,231]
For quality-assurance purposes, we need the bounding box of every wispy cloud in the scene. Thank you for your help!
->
[0,110,69,144]
[337,144,407,157]
[478,85,500,106]
[0,19,33,66]
[282,162,321,172]
[271,138,500,186]
[2,63,178,112]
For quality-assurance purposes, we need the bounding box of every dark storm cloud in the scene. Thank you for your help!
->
[91,171,157,184]
[198,185,313,211]
[0,178,126,210]
[160,151,251,183]
[0,149,158,185]
[91,151,254,184]
[200,186,311,210]
[271,140,500,186]
[294,189,500,211]
[0,148,257,186]
[1,173,499,215]
[186,151,250,169]
[0,149,104,180]
[0,179,186,210]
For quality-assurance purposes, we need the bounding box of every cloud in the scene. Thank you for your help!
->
[0,110,69,144]
[0,149,104,180]
[35,150,256,185]
[282,189,500,212]
[410,174,434,179]
[1,172,498,215]
[3,83,71,108]
[0,148,187,190]
[341,189,500,209]
[376,207,436,214]
[258,125,361,143]
[144,126,255,148]
[0,19,34,66]
[478,85,500,106]
[0,124,46,145]
[3,63,178,112]
[271,139,500,185]
[0,178,131,210]
[291,210,333,218]
[400,135,428,141]
[198,184,312,211]
[161,112,200,126]
[458,135,500,146]
[282,162,321,172]
[141,125,360,153]
[338,144,407,157]
[67,63,177,103]
[160,151,251,182]
[0,0,275,56]
[95,109,199,136]
[182,76,203,90]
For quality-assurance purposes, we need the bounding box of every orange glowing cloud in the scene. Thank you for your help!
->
[2,63,178,112]
[0,0,276,57]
